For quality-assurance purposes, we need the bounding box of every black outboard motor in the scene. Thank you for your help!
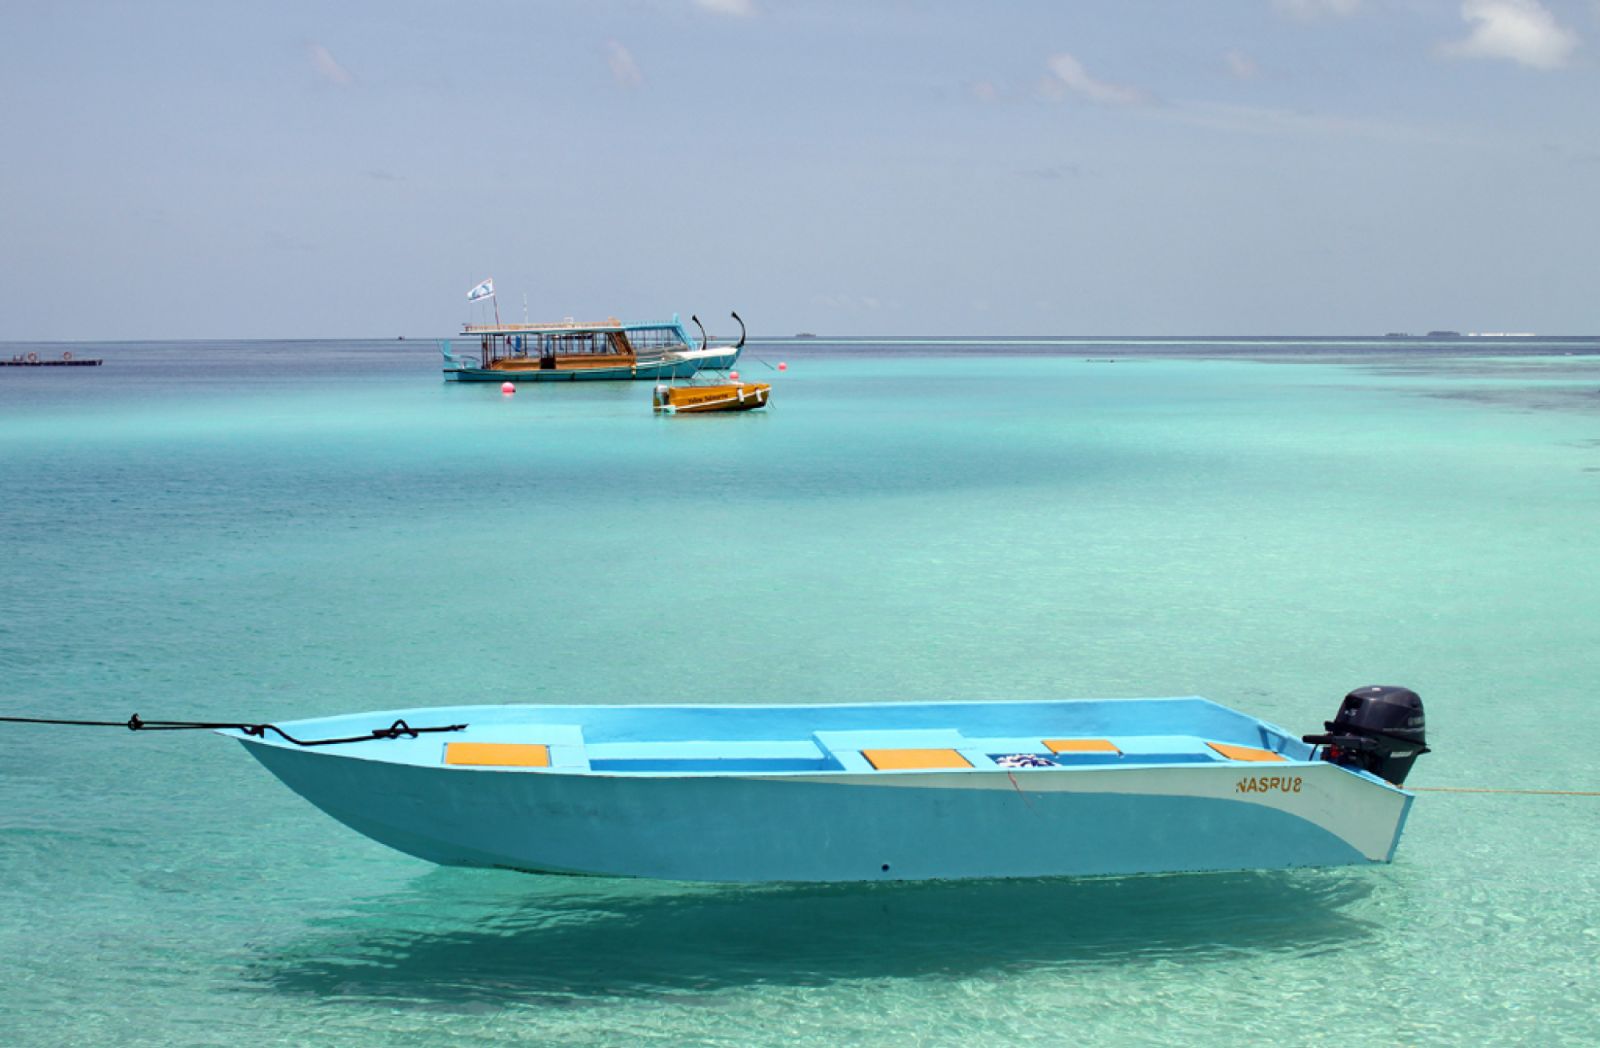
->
[1303,685,1429,785]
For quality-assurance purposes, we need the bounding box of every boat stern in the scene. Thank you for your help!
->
[438,339,480,381]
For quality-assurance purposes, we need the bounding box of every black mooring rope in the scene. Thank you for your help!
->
[0,714,467,747]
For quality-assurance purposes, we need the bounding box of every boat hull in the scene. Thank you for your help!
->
[653,382,770,413]
[445,358,699,382]
[666,345,743,371]
[237,725,1411,883]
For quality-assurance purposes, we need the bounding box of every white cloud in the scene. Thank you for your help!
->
[1440,0,1579,69]
[694,0,756,15]
[1271,0,1361,18]
[812,293,882,311]
[1225,50,1260,79]
[607,40,643,88]
[307,43,353,86]
[970,80,1001,103]
[1021,163,1084,180]
[1042,54,1145,105]
[1172,100,1472,147]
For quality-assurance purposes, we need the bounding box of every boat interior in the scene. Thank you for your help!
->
[462,322,692,371]
[238,699,1316,775]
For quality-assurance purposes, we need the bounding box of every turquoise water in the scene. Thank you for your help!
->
[3,338,1598,1045]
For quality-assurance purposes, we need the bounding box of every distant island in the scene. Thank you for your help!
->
[794,332,817,339]
[1382,330,1538,338]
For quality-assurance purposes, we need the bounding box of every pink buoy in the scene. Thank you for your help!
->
[777,362,787,371]
[729,370,740,382]
[501,382,515,394]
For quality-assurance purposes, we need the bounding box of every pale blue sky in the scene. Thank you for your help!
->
[3,1,1596,338]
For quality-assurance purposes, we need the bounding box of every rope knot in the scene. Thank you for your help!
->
[374,719,419,740]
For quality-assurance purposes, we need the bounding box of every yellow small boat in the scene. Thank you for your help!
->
[653,381,770,414]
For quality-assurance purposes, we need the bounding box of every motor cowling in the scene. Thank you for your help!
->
[1303,685,1429,786]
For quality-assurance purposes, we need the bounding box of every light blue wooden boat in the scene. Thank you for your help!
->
[441,313,741,383]
[225,688,1427,882]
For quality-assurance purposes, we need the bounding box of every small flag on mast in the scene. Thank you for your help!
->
[467,278,495,303]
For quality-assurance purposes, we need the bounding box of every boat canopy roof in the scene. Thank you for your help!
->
[462,317,686,336]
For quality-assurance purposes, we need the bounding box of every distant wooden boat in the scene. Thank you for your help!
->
[3,351,102,367]
[653,381,770,414]
[223,686,1428,882]
[441,312,744,383]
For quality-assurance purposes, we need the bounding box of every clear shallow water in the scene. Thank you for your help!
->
[2,337,1599,1045]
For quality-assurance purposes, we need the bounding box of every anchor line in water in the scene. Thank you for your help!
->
[1409,785,1600,797]
[0,714,467,747]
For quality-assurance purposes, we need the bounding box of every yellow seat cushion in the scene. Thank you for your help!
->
[444,742,550,767]
[1207,741,1286,763]
[862,748,972,771]
[1043,738,1121,755]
